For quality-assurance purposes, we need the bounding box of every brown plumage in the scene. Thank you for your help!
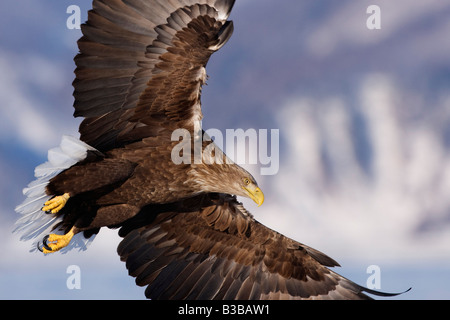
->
[15,0,407,299]
[119,194,348,299]
[117,193,404,299]
[41,0,259,238]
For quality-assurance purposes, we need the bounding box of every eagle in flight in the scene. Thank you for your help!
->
[15,0,405,299]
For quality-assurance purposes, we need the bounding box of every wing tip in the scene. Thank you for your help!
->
[215,0,236,20]
[362,286,412,298]
[209,20,234,51]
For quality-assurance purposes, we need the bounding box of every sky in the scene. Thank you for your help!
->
[1,0,450,300]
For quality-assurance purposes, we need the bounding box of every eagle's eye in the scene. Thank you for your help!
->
[244,178,251,185]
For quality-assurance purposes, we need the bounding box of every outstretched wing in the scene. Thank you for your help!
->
[117,193,400,300]
[73,0,235,151]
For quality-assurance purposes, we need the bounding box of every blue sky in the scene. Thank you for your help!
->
[1,0,450,299]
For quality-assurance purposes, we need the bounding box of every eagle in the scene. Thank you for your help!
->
[15,0,406,300]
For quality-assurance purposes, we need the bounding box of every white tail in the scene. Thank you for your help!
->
[14,135,97,253]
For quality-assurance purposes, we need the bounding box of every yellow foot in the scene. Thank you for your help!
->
[42,193,70,214]
[40,228,75,254]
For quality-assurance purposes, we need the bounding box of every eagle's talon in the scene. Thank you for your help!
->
[40,228,75,254]
[41,193,70,214]
[42,235,52,251]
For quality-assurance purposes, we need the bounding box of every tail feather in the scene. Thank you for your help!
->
[14,135,97,253]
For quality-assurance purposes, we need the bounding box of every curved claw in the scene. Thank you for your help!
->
[36,236,52,253]
[38,229,75,254]
[42,235,52,251]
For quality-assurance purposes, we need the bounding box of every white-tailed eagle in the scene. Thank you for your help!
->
[15,0,406,300]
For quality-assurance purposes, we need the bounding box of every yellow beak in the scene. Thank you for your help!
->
[243,186,264,207]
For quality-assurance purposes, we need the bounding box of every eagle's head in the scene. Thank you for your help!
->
[191,161,264,207]
[234,173,264,207]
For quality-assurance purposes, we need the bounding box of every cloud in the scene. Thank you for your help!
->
[0,53,54,150]
[256,73,450,265]
[0,50,79,153]
[306,1,450,57]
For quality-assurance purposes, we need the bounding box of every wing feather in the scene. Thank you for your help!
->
[117,193,402,300]
[73,0,236,151]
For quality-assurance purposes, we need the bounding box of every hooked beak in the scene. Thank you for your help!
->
[243,186,264,207]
